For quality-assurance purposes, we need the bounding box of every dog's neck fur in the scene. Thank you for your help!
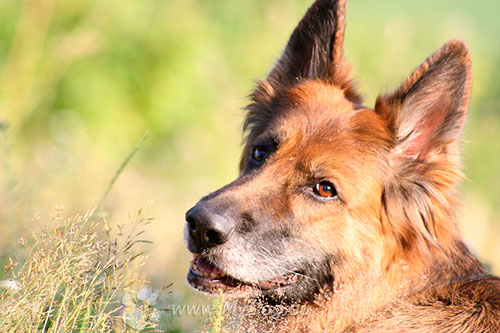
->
[234,222,485,332]
[277,237,486,332]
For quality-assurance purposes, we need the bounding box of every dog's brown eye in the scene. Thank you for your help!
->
[251,147,268,162]
[313,181,337,198]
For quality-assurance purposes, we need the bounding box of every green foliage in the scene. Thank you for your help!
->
[0,0,497,199]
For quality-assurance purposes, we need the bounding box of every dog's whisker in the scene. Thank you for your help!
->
[257,246,315,282]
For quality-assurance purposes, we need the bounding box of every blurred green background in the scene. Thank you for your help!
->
[0,0,499,328]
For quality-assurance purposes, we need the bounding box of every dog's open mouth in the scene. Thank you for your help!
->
[188,254,300,294]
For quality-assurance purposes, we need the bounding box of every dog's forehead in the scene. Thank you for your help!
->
[271,82,389,146]
[284,81,354,118]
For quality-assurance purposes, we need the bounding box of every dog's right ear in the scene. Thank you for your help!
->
[254,0,361,103]
[241,0,360,172]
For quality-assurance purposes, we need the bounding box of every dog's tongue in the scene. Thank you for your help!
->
[195,255,223,275]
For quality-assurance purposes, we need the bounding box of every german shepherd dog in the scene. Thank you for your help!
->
[185,0,500,331]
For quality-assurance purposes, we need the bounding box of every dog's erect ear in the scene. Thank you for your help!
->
[265,0,360,102]
[376,40,472,162]
[376,40,472,261]
[241,0,360,171]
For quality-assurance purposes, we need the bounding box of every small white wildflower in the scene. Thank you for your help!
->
[122,306,147,330]
[146,289,159,306]
[0,279,21,293]
[137,286,152,301]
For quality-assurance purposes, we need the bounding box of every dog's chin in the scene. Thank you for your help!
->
[187,254,328,301]
[187,254,306,299]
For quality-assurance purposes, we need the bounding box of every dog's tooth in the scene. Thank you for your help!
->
[192,264,202,275]
[210,273,218,279]
[202,271,209,277]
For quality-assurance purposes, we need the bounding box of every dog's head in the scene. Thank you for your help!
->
[185,0,472,302]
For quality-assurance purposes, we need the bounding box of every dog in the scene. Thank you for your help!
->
[184,0,500,331]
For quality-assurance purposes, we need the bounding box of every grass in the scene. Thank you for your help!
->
[211,291,225,333]
[94,130,151,217]
[0,208,153,332]
[0,130,164,331]
[0,126,180,331]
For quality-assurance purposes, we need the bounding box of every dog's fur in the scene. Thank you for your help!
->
[185,0,500,331]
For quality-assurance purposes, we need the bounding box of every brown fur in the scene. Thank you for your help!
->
[184,0,500,331]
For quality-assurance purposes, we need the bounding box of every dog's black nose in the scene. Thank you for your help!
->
[186,204,233,250]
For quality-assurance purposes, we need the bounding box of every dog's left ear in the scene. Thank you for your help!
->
[376,40,472,258]
[376,40,472,162]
